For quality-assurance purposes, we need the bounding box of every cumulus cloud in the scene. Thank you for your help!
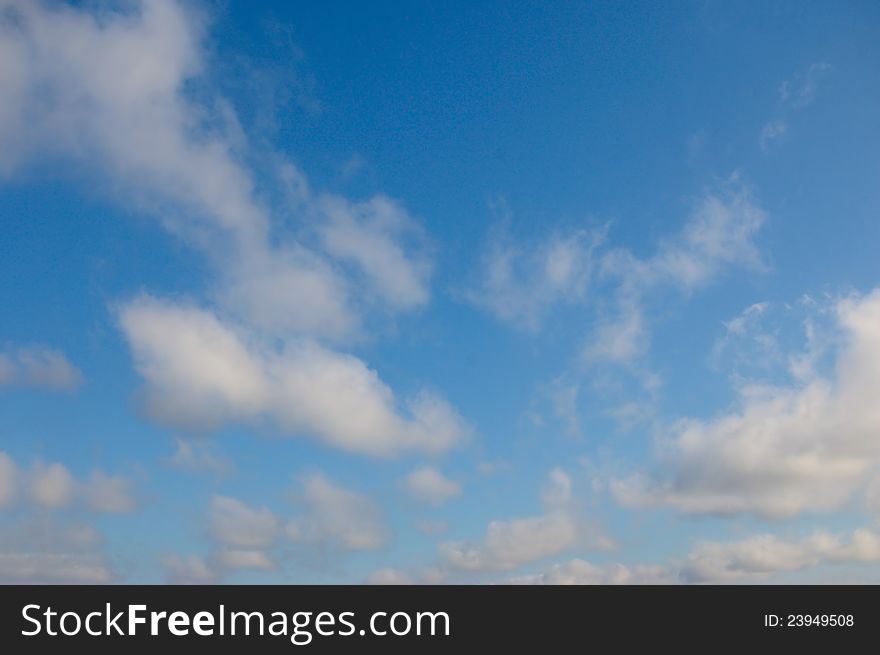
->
[510,527,880,584]
[208,496,280,550]
[613,288,880,518]
[682,528,880,583]
[0,519,114,584]
[0,346,82,391]
[439,511,579,572]
[401,467,462,506]
[163,495,283,583]
[438,468,606,573]
[509,559,674,585]
[119,295,468,457]
[0,0,433,344]
[465,226,602,331]
[287,473,388,551]
[166,477,388,583]
[0,451,135,514]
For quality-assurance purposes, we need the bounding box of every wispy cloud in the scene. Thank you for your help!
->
[0,345,83,392]
[760,62,830,150]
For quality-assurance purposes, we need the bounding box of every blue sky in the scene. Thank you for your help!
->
[1,0,880,584]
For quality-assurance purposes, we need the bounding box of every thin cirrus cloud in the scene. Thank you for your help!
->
[465,178,767,366]
[0,346,83,392]
[612,288,880,518]
[464,225,604,332]
[585,180,767,363]
[118,295,468,457]
[759,62,830,150]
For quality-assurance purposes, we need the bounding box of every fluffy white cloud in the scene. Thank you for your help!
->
[208,496,280,550]
[682,528,880,583]
[466,227,602,331]
[401,467,462,506]
[28,462,75,510]
[0,519,114,584]
[614,288,880,518]
[0,0,434,344]
[510,527,880,584]
[0,451,135,514]
[287,474,388,551]
[510,559,674,585]
[438,469,598,573]
[439,511,578,572]
[119,295,468,457]
[0,346,82,391]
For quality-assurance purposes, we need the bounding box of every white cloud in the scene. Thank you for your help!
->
[0,346,82,391]
[168,438,232,477]
[759,62,830,150]
[119,295,468,457]
[0,451,136,514]
[208,496,280,550]
[287,473,388,551]
[81,472,136,513]
[317,194,431,310]
[0,451,17,507]
[540,468,572,508]
[163,554,218,585]
[682,528,880,583]
[511,527,880,584]
[586,181,766,363]
[365,568,414,585]
[210,548,276,572]
[0,519,114,584]
[28,462,75,510]
[466,227,602,331]
[439,511,579,572]
[0,0,435,345]
[510,559,673,585]
[759,119,787,150]
[613,288,880,518]
[778,62,831,109]
[401,467,462,506]
[438,468,602,573]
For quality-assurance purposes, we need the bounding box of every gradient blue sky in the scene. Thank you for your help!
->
[2,0,880,584]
